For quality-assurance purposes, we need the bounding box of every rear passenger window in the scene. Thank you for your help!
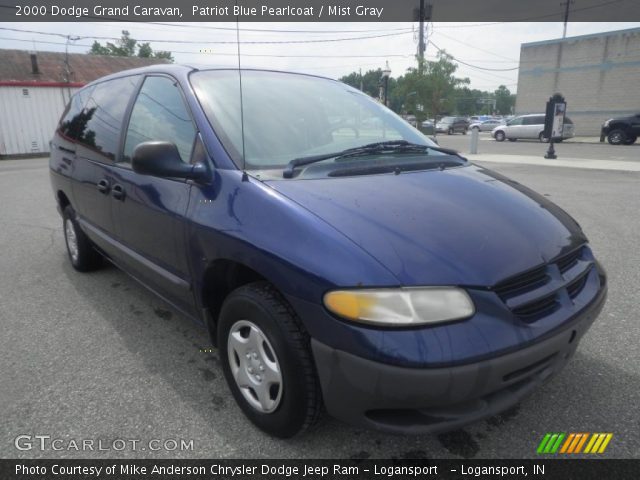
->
[58,86,95,141]
[79,76,140,161]
[123,76,196,163]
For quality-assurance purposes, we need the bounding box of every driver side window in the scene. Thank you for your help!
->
[123,76,196,163]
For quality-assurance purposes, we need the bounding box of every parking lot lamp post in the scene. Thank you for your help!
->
[382,61,391,107]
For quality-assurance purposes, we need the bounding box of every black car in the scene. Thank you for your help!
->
[435,116,470,135]
[600,113,640,145]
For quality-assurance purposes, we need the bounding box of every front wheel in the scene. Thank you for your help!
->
[218,282,323,438]
[494,131,506,142]
[447,128,453,135]
[62,206,102,272]
[539,132,550,143]
[607,129,626,145]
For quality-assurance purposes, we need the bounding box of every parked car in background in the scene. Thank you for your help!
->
[419,119,435,136]
[50,65,606,438]
[435,116,470,135]
[600,113,640,145]
[470,119,503,132]
[491,114,575,142]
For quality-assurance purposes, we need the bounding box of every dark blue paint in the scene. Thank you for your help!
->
[50,65,606,371]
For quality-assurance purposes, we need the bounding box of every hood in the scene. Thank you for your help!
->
[265,164,586,287]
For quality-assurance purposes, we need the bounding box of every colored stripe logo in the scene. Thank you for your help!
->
[537,433,613,454]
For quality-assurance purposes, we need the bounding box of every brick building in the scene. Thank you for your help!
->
[515,27,640,136]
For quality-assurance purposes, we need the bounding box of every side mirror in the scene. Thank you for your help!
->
[132,141,209,182]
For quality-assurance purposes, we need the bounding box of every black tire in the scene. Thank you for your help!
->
[508,138,518,142]
[623,135,637,145]
[607,129,626,145]
[472,126,480,132]
[218,282,323,438]
[494,130,506,142]
[447,128,453,135]
[62,205,102,272]
[463,128,468,135]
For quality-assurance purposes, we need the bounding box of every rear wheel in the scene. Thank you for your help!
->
[62,206,102,272]
[447,128,453,135]
[607,129,626,145]
[494,130,506,142]
[218,282,323,438]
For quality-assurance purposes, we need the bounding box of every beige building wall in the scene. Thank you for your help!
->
[516,28,640,136]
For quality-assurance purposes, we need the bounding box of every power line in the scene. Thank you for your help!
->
[0,26,413,44]
[431,29,519,62]
[0,35,418,59]
[429,41,520,72]
[88,21,414,35]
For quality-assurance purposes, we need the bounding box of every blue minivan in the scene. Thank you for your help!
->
[50,65,607,438]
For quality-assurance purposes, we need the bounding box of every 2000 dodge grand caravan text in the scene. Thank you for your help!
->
[50,65,607,438]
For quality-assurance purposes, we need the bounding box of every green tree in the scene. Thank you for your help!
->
[89,31,174,62]
[494,85,515,115]
[395,51,469,123]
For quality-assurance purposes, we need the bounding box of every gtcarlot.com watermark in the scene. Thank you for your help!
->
[15,434,194,452]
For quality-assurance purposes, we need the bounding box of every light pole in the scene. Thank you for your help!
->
[381,61,391,107]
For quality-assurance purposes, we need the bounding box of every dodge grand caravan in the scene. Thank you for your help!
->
[50,65,607,438]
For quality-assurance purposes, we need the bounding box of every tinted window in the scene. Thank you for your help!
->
[123,76,196,163]
[80,76,139,161]
[565,117,574,125]
[508,117,524,126]
[523,116,539,125]
[58,86,95,140]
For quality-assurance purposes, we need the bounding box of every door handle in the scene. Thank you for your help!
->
[97,179,110,194]
[112,184,126,201]
[57,145,75,154]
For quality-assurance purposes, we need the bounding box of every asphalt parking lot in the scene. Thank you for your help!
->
[1,156,639,459]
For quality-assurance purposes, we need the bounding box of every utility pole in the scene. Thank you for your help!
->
[561,0,574,38]
[359,68,363,92]
[416,1,432,66]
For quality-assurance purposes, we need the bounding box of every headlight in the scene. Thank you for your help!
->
[323,287,475,326]
[603,119,611,127]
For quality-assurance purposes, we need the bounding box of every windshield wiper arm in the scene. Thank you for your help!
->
[282,140,463,178]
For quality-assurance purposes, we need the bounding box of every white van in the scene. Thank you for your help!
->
[491,114,575,142]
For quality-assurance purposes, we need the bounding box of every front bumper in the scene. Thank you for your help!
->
[311,285,606,434]
[600,126,608,142]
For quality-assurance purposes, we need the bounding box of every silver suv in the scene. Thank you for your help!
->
[491,114,575,142]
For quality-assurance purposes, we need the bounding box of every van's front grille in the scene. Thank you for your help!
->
[492,246,594,323]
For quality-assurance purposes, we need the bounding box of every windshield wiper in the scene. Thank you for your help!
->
[282,140,464,178]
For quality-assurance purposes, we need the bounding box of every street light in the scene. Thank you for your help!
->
[381,61,391,107]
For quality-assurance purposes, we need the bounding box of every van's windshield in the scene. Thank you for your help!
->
[190,70,439,171]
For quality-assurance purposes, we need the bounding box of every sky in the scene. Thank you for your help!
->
[1,21,640,93]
